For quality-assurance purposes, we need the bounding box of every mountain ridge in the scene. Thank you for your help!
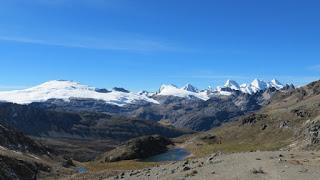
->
[0,79,292,106]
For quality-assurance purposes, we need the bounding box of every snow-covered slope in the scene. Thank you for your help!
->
[269,79,284,89]
[250,79,269,93]
[240,83,254,94]
[182,83,199,93]
[158,84,209,100]
[0,80,159,106]
[215,86,233,96]
[224,80,240,91]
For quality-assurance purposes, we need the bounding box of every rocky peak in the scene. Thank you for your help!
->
[182,83,199,93]
[269,79,284,89]
[251,79,268,93]
[224,80,240,90]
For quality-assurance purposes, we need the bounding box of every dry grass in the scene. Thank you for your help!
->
[184,111,295,157]
[182,91,320,157]
[83,160,161,172]
[61,160,163,180]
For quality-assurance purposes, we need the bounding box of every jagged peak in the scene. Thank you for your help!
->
[182,83,199,92]
[250,79,268,90]
[224,80,240,90]
[271,78,281,84]
[269,78,284,89]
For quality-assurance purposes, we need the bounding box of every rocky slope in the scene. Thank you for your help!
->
[0,123,54,180]
[0,123,49,155]
[105,151,320,180]
[0,103,190,141]
[0,155,46,180]
[183,80,320,155]
[130,88,280,131]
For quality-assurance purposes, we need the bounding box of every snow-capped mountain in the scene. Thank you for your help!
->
[182,83,199,93]
[250,79,269,93]
[0,79,290,106]
[158,84,209,100]
[223,79,285,94]
[240,83,254,94]
[269,79,284,89]
[0,80,159,106]
[224,80,240,91]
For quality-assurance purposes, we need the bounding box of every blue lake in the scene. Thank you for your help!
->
[143,148,191,162]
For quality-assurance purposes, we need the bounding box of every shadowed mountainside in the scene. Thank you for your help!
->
[0,103,191,141]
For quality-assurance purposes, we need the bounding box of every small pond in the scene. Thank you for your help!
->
[143,148,191,162]
[75,167,88,174]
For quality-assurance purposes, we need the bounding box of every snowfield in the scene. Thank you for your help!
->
[158,84,210,100]
[0,80,159,106]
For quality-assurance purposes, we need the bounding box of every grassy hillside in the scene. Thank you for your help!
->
[184,80,320,157]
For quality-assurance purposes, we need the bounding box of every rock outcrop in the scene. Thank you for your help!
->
[102,135,173,162]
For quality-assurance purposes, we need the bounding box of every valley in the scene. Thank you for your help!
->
[0,79,319,180]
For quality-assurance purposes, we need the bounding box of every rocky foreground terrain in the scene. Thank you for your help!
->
[107,151,320,180]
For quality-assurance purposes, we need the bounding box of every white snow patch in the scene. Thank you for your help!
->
[158,84,210,100]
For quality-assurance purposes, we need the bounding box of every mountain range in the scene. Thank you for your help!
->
[0,79,295,131]
[0,78,291,106]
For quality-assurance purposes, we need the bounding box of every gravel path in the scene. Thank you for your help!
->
[106,151,320,180]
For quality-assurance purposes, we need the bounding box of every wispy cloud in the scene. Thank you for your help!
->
[0,35,183,53]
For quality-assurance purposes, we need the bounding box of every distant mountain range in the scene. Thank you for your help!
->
[0,79,296,131]
[0,79,294,106]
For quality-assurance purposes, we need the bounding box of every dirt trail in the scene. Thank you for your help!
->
[106,151,320,180]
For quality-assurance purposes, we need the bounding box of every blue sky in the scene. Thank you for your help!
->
[0,0,319,91]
